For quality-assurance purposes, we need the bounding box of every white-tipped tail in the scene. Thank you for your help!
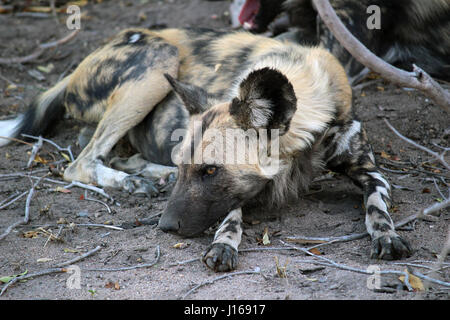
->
[0,115,24,146]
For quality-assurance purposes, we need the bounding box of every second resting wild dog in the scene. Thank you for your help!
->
[0,28,411,271]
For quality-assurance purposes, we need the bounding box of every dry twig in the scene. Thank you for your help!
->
[83,246,160,272]
[55,245,103,268]
[64,181,114,202]
[383,119,449,217]
[83,190,112,214]
[76,223,123,231]
[281,240,450,290]
[286,210,423,245]
[22,134,74,162]
[27,136,43,168]
[182,267,261,299]
[312,0,450,113]
[0,175,46,241]
[0,245,102,296]
[0,191,29,210]
[0,268,66,296]
[384,119,450,171]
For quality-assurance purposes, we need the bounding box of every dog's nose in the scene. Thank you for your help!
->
[158,217,180,233]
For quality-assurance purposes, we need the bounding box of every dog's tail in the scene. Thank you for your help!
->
[0,75,71,147]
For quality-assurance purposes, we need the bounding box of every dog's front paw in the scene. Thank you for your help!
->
[202,243,238,272]
[123,176,158,196]
[371,231,412,260]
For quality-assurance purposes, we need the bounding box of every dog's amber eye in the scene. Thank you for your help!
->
[206,167,216,175]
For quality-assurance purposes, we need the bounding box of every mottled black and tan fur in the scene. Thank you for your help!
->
[242,0,450,84]
[0,28,410,272]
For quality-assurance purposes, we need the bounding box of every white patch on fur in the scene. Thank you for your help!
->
[327,120,361,161]
[338,120,361,153]
[376,185,389,197]
[95,162,129,187]
[250,99,273,127]
[367,171,390,190]
[213,208,243,249]
[128,33,141,44]
[368,151,376,164]
[366,192,388,212]
[0,115,23,147]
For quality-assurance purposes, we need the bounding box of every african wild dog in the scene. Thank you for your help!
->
[0,27,411,272]
[237,0,450,84]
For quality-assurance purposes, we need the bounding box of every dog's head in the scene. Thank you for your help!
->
[158,68,297,237]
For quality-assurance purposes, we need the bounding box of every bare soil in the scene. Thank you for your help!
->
[0,0,448,300]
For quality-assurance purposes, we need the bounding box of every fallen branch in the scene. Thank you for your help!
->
[312,0,450,113]
[0,30,79,65]
[182,267,261,299]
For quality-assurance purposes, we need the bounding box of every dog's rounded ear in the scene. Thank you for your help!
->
[164,74,209,115]
[230,67,297,135]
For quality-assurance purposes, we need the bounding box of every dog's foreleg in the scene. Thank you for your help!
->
[325,120,411,260]
[202,208,243,272]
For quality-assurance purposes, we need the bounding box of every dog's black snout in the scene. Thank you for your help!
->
[158,216,180,233]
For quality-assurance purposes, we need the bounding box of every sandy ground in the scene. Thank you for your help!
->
[0,0,448,300]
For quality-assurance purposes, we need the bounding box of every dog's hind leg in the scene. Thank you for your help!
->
[63,34,179,193]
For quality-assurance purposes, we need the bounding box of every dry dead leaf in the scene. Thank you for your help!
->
[380,151,390,159]
[422,188,431,194]
[262,227,270,245]
[57,218,68,224]
[173,242,189,249]
[399,269,424,291]
[308,248,322,255]
[274,256,288,278]
[33,154,49,165]
[60,153,71,162]
[37,63,54,74]
[22,230,40,238]
[55,187,71,193]
[105,281,120,290]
